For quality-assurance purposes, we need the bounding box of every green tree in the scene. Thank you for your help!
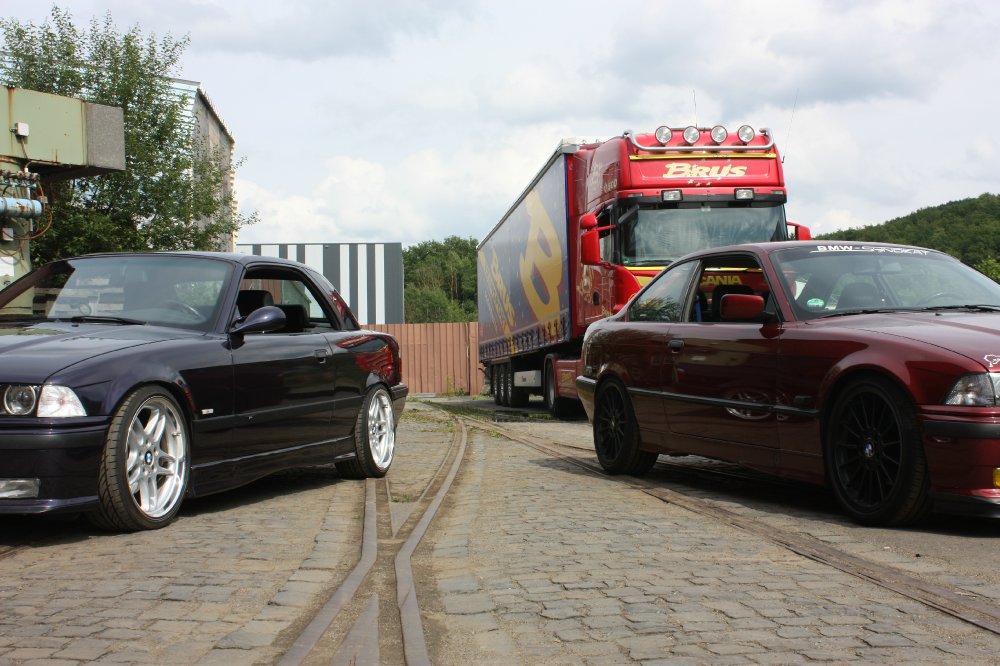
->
[974,256,1000,282]
[817,193,1000,267]
[0,6,254,265]
[403,236,478,322]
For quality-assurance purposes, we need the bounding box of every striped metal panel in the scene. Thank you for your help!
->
[236,242,405,325]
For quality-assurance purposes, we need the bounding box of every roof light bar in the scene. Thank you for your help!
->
[625,126,772,153]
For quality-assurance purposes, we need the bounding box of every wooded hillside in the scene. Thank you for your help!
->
[816,193,1000,277]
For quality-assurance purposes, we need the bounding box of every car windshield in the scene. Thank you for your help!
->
[771,245,1000,321]
[620,203,786,266]
[0,255,234,332]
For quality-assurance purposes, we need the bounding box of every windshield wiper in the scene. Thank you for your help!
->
[922,304,1000,312]
[65,315,146,325]
[818,308,896,319]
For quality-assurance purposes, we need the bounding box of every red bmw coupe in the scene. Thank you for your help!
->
[576,241,1000,526]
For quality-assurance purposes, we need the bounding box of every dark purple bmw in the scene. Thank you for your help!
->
[0,252,407,531]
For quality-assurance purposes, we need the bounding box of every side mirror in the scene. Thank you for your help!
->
[581,228,601,265]
[787,221,812,241]
[230,305,286,336]
[580,213,598,230]
[719,294,765,321]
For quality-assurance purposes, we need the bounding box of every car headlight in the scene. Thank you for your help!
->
[4,385,38,415]
[943,373,1000,406]
[37,385,87,418]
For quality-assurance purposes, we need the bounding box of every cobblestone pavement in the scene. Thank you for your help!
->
[0,406,456,666]
[415,427,1000,664]
[0,469,363,665]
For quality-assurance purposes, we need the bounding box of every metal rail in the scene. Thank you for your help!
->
[469,416,1000,638]
[278,409,468,665]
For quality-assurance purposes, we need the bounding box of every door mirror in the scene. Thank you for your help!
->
[230,305,286,336]
[719,294,765,321]
[787,221,812,240]
[581,229,601,265]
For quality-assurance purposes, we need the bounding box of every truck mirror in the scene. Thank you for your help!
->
[580,213,598,230]
[581,229,601,265]
[787,221,812,240]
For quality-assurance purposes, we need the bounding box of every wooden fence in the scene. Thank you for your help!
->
[368,322,484,396]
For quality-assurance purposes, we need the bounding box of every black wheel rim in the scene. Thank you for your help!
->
[831,389,902,510]
[595,385,626,461]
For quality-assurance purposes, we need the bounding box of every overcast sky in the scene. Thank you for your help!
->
[15,0,1000,246]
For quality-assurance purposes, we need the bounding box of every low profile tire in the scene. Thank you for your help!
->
[336,386,396,479]
[593,379,657,476]
[824,376,930,526]
[91,387,189,531]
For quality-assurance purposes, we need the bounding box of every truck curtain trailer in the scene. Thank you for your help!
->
[477,124,809,416]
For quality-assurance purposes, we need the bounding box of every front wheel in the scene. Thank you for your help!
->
[824,376,930,526]
[337,386,396,479]
[593,379,657,476]
[92,387,189,531]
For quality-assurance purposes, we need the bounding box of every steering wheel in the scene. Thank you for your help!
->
[916,291,963,306]
[163,300,202,319]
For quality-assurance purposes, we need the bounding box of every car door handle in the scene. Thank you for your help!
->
[314,349,330,364]
[668,339,684,352]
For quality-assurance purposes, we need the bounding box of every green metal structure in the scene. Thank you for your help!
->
[0,86,124,281]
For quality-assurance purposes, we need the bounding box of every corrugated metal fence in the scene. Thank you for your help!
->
[368,323,484,396]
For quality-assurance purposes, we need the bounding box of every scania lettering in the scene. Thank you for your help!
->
[478,125,810,416]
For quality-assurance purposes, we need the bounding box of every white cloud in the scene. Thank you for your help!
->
[12,0,1000,250]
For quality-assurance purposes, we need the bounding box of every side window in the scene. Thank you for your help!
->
[238,268,340,333]
[629,260,696,322]
[597,207,615,263]
[694,255,771,322]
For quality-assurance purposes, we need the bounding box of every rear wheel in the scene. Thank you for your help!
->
[91,387,189,531]
[824,376,930,526]
[337,385,396,479]
[593,379,657,476]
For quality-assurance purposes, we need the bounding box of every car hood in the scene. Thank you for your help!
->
[814,311,1000,370]
[0,321,186,382]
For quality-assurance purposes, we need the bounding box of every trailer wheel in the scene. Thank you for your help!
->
[499,363,512,406]
[491,364,501,405]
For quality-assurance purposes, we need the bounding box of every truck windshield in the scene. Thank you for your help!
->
[620,203,787,266]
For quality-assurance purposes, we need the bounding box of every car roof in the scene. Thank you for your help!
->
[69,251,310,269]
[672,240,943,262]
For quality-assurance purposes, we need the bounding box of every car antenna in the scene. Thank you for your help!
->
[783,88,799,164]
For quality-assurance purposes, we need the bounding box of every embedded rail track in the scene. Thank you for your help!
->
[281,402,1000,664]
[278,410,469,665]
[467,414,1000,638]
[3,403,997,663]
